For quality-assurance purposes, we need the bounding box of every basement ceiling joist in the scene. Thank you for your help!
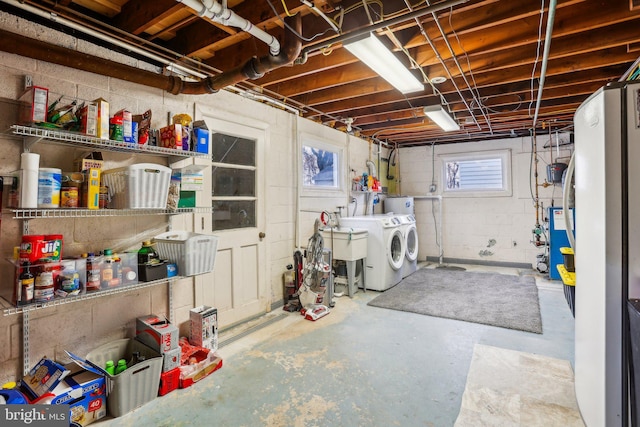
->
[1,0,639,146]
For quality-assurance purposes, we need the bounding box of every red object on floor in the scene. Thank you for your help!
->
[158,367,180,396]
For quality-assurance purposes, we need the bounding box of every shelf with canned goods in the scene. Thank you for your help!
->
[11,124,209,159]
[7,206,214,220]
[1,274,184,316]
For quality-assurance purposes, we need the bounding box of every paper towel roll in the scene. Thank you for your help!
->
[20,152,40,209]
[20,152,40,171]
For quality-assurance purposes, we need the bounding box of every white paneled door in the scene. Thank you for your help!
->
[195,105,268,328]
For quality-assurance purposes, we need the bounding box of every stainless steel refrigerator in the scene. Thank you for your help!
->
[574,81,640,426]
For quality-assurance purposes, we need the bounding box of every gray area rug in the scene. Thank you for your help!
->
[368,268,543,334]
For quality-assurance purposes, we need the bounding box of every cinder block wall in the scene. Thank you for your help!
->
[399,137,573,266]
[0,11,371,383]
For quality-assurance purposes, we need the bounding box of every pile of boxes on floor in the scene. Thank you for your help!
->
[0,306,221,424]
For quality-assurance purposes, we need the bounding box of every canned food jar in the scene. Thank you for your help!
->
[34,271,54,303]
[99,186,109,209]
[61,186,79,208]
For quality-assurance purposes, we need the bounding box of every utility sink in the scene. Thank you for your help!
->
[320,227,368,261]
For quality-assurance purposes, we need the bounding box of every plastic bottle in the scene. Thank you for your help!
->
[114,359,127,375]
[84,253,101,291]
[101,249,114,288]
[138,240,159,265]
[18,262,34,306]
[104,360,115,375]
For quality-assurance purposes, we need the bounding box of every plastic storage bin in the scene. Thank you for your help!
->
[154,231,218,276]
[101,163,171,209]
[85,338,162,417]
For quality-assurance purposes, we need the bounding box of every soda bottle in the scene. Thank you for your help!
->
[104,360,115,375]
[114,359,127,375]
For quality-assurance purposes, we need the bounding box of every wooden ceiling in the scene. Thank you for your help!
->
[6,0,640,146]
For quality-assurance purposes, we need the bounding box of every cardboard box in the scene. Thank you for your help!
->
[114,109,133,143]
[21,357,70,399]
[51,361,107,426]
[74,152,104,172]
[177,337,222,388]
[189,305,218,351]
[192,120,209,153]
[19,86,48,124]
[94,98,109,140]
[82,168,101,210]
[162,346,181,372]
[136,315,179,354]
[160,124,182,150]
[79,103,98,136]
[158,367,180,396]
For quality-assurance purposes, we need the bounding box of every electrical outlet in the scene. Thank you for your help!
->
[429,184,437,193]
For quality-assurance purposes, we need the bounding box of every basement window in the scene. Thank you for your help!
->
[441,150,512,197]
[300,134,343,197]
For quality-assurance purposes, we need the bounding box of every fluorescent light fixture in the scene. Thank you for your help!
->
[423,104,460,131]
[344,33,424,94]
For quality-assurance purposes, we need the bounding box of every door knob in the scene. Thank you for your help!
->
[259,232,266,240]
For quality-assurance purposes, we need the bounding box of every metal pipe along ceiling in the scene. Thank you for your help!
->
[0,14,301,95]
[177,0,281,55]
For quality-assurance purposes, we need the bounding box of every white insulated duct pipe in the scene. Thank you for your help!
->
[532,0,558,127]
[1,0,208,79]
[178,0,281,56]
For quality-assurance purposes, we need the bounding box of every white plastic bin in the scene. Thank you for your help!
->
[154,231,218,276]
[102,163,171,209]
[85,338,162,417]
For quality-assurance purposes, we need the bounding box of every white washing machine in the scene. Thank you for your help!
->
[339,215,405,291]
[396,214,419,278]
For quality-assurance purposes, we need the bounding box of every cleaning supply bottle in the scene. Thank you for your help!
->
[114,359,127,375]
[138,240,159,265]
[105,360,115,375]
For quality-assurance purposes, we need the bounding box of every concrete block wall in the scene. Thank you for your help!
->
[400,136,573,266]
[0,10,374,383]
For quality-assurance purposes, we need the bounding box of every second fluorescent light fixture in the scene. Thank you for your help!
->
[423,104,460,131]
[344,33,424,94]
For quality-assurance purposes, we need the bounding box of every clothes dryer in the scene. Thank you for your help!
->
[338,215,405,291]
[396,214,419,278]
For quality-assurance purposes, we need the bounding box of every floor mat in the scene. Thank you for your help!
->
[455,344,584,426]
[368,268,543,333]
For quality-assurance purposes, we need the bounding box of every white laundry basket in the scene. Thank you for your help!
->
[102,163,171,209]
[154,231,218,276]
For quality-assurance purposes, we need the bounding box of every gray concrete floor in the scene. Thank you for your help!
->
[97,263,576,427]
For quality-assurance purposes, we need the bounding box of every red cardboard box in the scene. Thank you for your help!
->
[136,315,179,354]
[158,367,180,396]
[160,124,182,150]
[178,337,222,388]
